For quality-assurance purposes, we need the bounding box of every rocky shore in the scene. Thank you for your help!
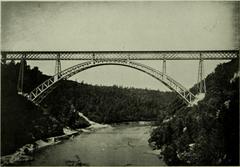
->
[1,112,110,166]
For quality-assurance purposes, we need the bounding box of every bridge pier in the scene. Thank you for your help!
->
[55,53,61,80]
[197,53,206,94]
[17,54,26,94]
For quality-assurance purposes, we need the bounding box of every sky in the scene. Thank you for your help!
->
[1,1,239,91]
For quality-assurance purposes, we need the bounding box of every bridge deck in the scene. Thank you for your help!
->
[1,50,239,60]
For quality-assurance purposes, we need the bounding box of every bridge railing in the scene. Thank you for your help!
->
[1,50,239,61]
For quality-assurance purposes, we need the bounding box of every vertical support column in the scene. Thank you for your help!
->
[238,50,240,74]
[162,59,166,74]
[162,54,167,80]
[92,53,95,64]
[197,53,206,94]
[55,54,61,74]
[17,54,26,95]
[1,53,6,64]
[55,53,61,79]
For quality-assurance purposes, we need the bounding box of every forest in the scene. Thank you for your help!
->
[2,59,239,165]
[1,60,174,155]
[149,59,239,165]
[43,80,175,124]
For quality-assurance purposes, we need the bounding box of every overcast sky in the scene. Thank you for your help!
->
[1,1,239,90]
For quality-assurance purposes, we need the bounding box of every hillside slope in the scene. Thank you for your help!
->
[43,81,176,124]
[1,61,175,155]
[1,62,90,155]
[149,59,239,165]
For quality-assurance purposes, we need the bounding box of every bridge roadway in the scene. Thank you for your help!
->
[1,50,239,61]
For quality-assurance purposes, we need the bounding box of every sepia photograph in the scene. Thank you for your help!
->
[1,1,239,166]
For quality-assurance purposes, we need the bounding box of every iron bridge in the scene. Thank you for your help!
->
[1,50,239,106]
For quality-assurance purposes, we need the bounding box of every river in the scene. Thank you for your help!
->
[25,122,165,166]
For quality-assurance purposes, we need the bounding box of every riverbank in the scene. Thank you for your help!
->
[1,115,158,166]
[1,112,110,166]
[21,123,165,166]
[1,128,73,165]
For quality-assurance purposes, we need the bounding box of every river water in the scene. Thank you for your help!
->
[26,123,165,166]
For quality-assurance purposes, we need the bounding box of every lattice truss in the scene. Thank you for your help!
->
[28,60,196,105]
[1,50,239,61]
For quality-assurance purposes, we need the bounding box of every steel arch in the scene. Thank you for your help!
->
[27,60,196,105]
